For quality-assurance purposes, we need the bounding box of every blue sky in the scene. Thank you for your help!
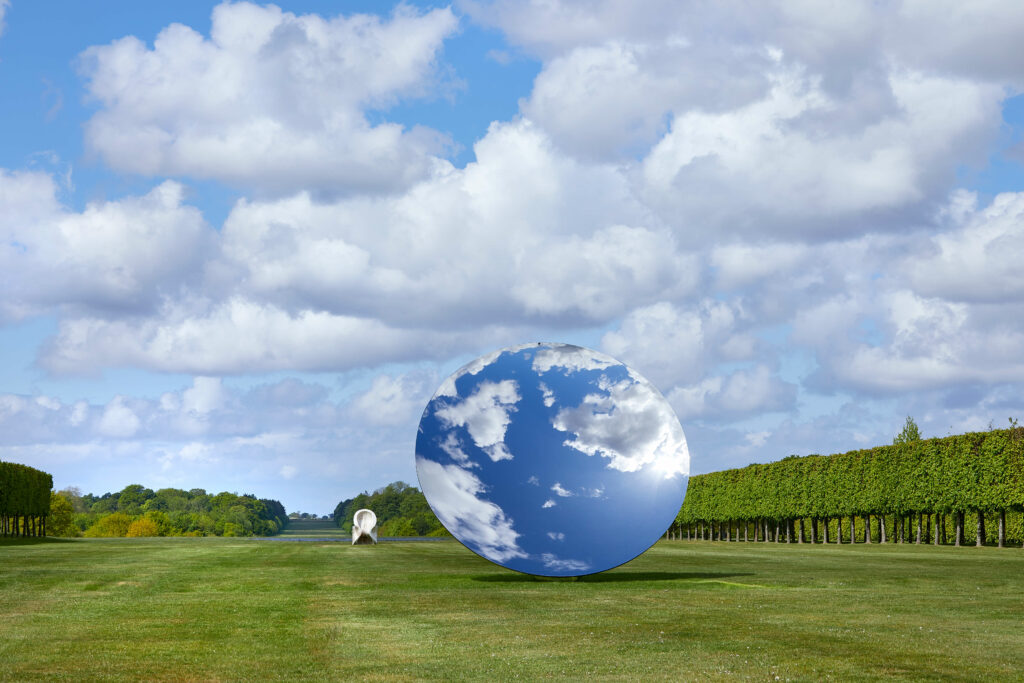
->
[2,1,1024,515]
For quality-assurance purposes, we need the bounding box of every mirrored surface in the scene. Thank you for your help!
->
[415,343,689,576]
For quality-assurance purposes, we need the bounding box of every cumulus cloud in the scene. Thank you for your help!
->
[348,372,434,427]
[553,375,689,477]
[908,191,1024,303]
[639,63,1000,240]
[416,456,527,562]
[38,297,518,376]
[542,499,556,508]
[601,301,754,389]
[668,366,797,421]
[97,397,141,438]
[0,176,211,320]
[532,344,616,375]
[434,380,520,462]
[79,2,458,196]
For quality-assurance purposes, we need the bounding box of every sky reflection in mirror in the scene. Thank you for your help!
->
[416,343,689,576]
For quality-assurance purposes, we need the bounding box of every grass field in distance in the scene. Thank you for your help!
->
[3,519,1024,681]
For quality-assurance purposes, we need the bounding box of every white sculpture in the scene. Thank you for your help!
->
[352,508,378,545]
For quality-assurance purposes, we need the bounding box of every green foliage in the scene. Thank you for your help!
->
[127,518,161,537]
[84,512,135,537]
[0,460,54,536]
[893,416,922,445]
[678,427,1024,528]
[78,484,288,537]
[47,492,78,537]
[333,481,447,537]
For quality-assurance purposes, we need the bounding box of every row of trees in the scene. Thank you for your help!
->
[333,481,449,537]
[53,484,288,537]
[675,425,1024,547]
[1,461,53,537]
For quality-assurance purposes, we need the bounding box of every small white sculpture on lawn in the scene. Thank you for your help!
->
[352,508,378,545]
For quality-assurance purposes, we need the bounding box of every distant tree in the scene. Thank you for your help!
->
[84,512,134,537]
[893,416,922,445]
[57,486,88,513]
[126,518,160,537]
[117,484,154,514]
[143,510,173,536]
[47,492,78,537]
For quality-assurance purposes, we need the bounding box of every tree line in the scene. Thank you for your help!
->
[51,484,288,537]
[333,481,449,537]
[673,424,1024,547]
[0,461,53,537]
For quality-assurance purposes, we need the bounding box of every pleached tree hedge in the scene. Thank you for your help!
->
[0,461,53,537]
[674,427,1024,547]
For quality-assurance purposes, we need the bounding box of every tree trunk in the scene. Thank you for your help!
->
[775,520,781,543]
[744,521,749,542]
[811,518,818,544]
[934,514,940,545]
[798,518,804,543]
[999,510,1005,548]
[849,516,855,544]
[916,513,922,544]
[880,515,887,543]
[824,517,831,544]
[864,515,871,543]
[976,510,984,547]
[955,512,963,546]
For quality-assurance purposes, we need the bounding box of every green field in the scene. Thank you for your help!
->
[3,534,1024,681]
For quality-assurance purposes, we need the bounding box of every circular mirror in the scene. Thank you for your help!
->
[415,342,689,576]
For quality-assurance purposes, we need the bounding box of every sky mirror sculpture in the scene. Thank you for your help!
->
[416,343,689,577]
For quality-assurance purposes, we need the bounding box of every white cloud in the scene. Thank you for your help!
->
[416,456,527,562]
[183,377,226,415]
[553,376,689,477]
[542,499,556,508]
[550,482,572,497]
[0,176,210,320]
[909,191,1024,303]
[640,64,1000,240]
[439,432,475,468]
[532,344,616,375]
[0,0,8,38]
[667,366,797,421]
[539,383,555,407]
[97,396,141,438]
[547,531,565,541]
[79,3,458,195]
[527,475,539,485]
[601,301,754,389]
[348,372,434,427]
[279,464,297,480]
[541,553,590,573]
[39,297,515,376]
[434,380,520,462]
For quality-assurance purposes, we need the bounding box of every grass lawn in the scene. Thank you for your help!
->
[275,519,350,539]
[2,537,1024,681]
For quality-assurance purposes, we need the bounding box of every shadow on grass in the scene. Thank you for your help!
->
[0,536,80,546]
[474,571,754,583]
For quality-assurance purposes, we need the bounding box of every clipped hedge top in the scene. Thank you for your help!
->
[678,428,1024,522]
